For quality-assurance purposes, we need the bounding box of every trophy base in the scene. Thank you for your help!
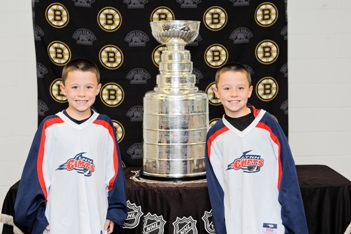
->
[140,170,206,182]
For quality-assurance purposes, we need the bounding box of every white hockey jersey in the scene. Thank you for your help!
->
[14,111,127,234]
[205,107,308,234]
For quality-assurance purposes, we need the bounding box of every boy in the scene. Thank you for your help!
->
[14,58,127,234]
[205,62,308,234]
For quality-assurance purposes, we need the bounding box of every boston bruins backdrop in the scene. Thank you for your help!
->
[34,0,288,167]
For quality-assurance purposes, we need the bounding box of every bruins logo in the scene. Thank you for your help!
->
[99,45,124,70]
[203,6,228,31]
[100,82,124,107]
[206,82,221,106]
[111,120,125,143]
[204,44,229,68]
[150,6,175,22]
[255,40,279,65]
[255,2,278,27]
[45,3,69,28]
[209,118,221,128]
[255,77,279,102]
[97,7,122,32]
[47,41,71,66]
[152,45,167,67]
[50,78,67,103]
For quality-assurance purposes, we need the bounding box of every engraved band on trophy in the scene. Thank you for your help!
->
[143,20,209,178]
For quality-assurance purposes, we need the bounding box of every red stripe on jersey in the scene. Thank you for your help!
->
[256,122,282,189]
[251,106,261,117]
[207,126,229,160]
[93,119,119,191]
[37,117,64,202]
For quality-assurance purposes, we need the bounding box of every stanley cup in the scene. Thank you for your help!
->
[143,20,209,178]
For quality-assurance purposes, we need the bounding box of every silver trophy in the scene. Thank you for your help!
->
[143,20,209,178]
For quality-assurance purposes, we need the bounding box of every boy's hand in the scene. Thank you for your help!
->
[104,219,115,234]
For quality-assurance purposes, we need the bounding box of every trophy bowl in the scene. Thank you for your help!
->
[150,20,200,45]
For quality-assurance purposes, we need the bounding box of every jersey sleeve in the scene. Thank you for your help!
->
[100,116,128,232]
[14,118,51,234]
[266,115,309,234]
[205,122,228,234]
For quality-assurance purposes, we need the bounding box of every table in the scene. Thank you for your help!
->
[2,165,351,234]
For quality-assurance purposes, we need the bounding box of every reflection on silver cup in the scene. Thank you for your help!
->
[143,20,209,178]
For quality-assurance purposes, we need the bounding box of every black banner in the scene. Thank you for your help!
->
[34,0,288,167]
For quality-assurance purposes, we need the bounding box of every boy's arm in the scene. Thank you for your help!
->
[14,121,50,234]
[104,118,128,232]
[269,118,309,234]
[205,130,227,234]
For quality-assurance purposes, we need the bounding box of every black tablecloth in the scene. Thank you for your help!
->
[2,165,351,234]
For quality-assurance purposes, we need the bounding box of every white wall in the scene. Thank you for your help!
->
[1,0,351,232]
[288,0,351,180]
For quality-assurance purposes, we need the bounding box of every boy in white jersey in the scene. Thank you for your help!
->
[15,58,127,234]
[205,62,308,234]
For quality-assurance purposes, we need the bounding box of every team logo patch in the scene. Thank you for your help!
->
[99,45,124,70]
[150,7,175,22]
[112,120,125,143]
[123,0,148,9]
[126,105,143,122]
[56,152,95,177]
[50,78,67,103]
[206,82,221,106]
[152,45,167,67]
[123,200,144,229]
[47,41,71,66]
[203,6,227,31]
[204,44,228,68]
[255,77,278,102]
[34,25,44,40]
[263,223,278,233]
[127,143,143,159]
[72,0,95,8]
[97,7,122,32]
[72,28,96,45]
[255,2,278,27]
[229,0,250,7]
[142,212,166,234]
[45,3,69,28]
[125,30,149,47]
[176,0,201,8]
[227,150,264,173]
[255,40,279,65]
[127,68,151,84]
[38,100,49,116]
[201,210,216,234]
[230,27,253,44]
[37,62,48,78]
[173,216,198,234]
[100,82,124,107]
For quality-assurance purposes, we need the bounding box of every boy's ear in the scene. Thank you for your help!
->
[248,85,253,98]
[212,86,220,99]
[60,82,66,95]
[96,83,102,95]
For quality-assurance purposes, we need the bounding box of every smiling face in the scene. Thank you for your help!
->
[60,70,101,120]
[213,70,253,118]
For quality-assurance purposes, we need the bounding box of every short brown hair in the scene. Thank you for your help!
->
[61,58,100,84]
[215,62,251,87]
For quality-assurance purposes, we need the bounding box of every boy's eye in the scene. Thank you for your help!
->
[238,87,244,90]
[224,87,230,90]
[72,86,78,89]
[87,86,92,89]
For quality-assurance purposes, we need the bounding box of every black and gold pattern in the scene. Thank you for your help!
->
[34,0,287,167]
